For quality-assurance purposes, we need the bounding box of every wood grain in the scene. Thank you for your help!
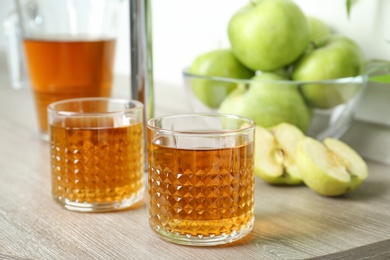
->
[1,78,390,259]
[311,239,390,260]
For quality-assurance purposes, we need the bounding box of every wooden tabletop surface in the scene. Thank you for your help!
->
[1,73,390,260]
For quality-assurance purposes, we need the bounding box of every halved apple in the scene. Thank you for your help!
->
[296,137,368,196]
[254,123,305,185]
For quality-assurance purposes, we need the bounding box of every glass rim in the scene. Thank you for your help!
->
[183,68,368,85]
[47,97,143,116]
[147,112,255,136]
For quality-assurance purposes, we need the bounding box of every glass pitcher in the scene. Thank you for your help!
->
[3,0,123,139]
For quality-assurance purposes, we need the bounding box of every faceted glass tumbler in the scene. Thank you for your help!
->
[147,113,255,246]
[48,98,145,212]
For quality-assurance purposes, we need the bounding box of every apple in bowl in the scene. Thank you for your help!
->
[188,49,254,109]
[292,36,366,109]
[227,0,310,71]
[183,68,366,140]
[183,0,367,139]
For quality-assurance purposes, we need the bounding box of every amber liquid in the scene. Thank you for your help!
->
[50,118,144,208]
[24,38,116,133]
[148,140,255,237]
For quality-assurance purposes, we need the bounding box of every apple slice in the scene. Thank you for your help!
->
[254,123,305,185]
[296,137,368,196]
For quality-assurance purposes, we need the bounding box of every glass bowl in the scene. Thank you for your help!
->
[183,69,367,140]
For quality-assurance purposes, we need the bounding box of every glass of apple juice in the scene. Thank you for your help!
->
[48,98,145,212]
[147,113,255,246]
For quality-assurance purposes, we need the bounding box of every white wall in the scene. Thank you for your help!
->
[0,0,14,50]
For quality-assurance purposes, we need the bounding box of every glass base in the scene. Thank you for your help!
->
[151,217,254,246]
[53,188,144,212]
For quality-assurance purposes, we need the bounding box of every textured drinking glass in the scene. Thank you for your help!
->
[147,113,255,246]
[48,98,144,212]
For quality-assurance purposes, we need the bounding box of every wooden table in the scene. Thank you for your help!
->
[1,73,390,259]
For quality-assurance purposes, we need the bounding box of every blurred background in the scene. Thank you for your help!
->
[0,0,389,124]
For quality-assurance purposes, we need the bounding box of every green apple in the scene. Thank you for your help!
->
[307,16,331,45]
[292,36,365,109]
[228,0,310,71]
[218,83,247,113]
[296,137,368,196]
[189,49,254,109]
[220,72,312,132]
[254,123,305,185]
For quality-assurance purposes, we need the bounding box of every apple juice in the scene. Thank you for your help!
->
[24,38,116,133]
[148,140,255,238]
[50,119,144,207]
